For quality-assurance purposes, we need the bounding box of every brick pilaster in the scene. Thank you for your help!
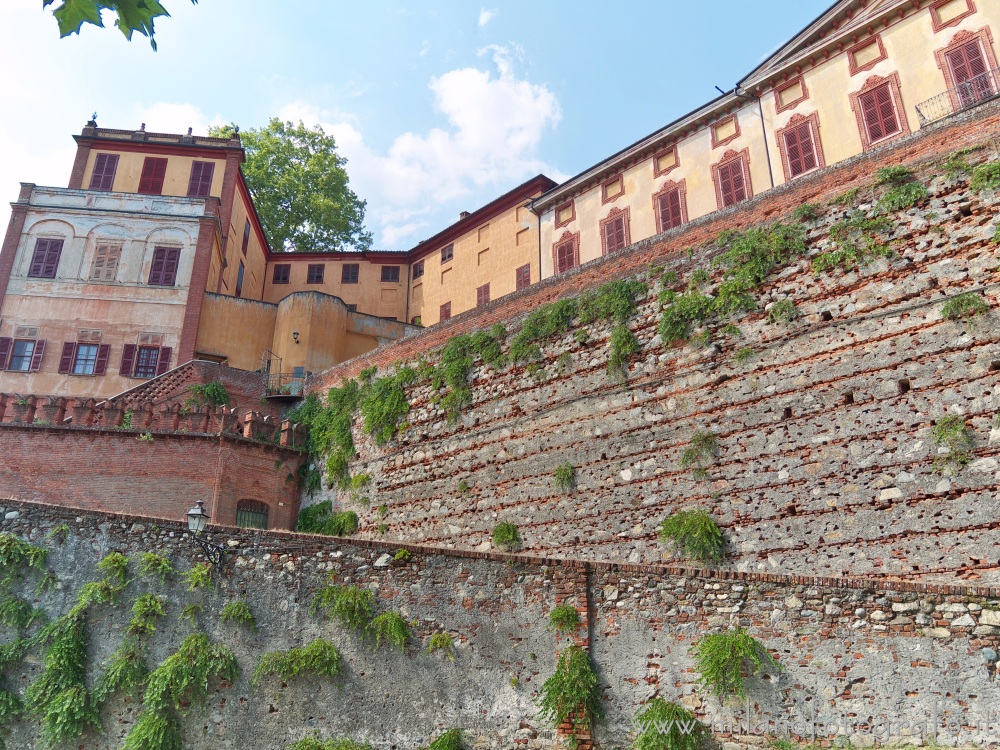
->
[0,183,33,319]
[176,214,220,363]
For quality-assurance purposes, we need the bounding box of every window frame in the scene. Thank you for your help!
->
[933,28,999,111]
[601,174,624,204]
[148,246,181,286]
[235,261,245,298]
[711,149,753,209]
[120,343,171,378]
[27,238,64,279]
[652,145,680,178]
[89,153,119,191]
[380,266,400,283]
[515,264,531,291]
[476,283,490,307]
[710,114,742,149]
[552,231,580,275]
[773,76,810,114]
[440,244,454,263]
[58,341,110,376]
[241,219,250,256]
[89,242,122,282]
[929,0,976,34]
[554,201,576,228]
[849,73,910,151]
[776,112,826,181]
[186,161,216,198]
[599,207,631,256]
[8,339,37,372]
[134,346,161,378]
[847,35,888,76]
[412,259,424,279]
[271,263,291,284]
[341,263,359,284]
[439,302,452,321]
[138,157,168,195]
[235,500,270,530]
[652,180,688,234]
[307,264,325,284]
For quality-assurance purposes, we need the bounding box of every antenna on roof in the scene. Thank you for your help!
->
[187,127,193,135]
[139,123,146,131]
[715,85,727,95]
[90,112,98,126]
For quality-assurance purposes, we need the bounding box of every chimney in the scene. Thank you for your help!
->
[459,211,470,220]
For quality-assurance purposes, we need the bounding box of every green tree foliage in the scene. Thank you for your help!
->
[42,0,196,49]
[211,119,372,253]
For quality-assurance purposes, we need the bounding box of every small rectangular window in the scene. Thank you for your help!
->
[138,157,168,195]
[271,264,290,284]
[412,259,424,279]
[90,243,122,282]
[148,247,181,286]
[28,238,64,279]
[72,344,99,375]
[187,161,215,197]
[89,154,119,191]
[307,264,325,284]
[346,304,358,313]
[783,122,819,178]
[241,219,250,256]
[341,264,359,284]
[602,214,627,255]
[717,158,748,207]
[476,283,490,307]
[601,175,624,203]
[381,266,400,283]
[858,83,901,145]
[555,202,575,227]
[134,346,160,378]
[652,147,678,177]
[440,302,452,321]
[516,264,530,291]
[555,237,578,274]
[235,261,245,298]
[8,340,36,372]
[656,188,684,232]
[441,244,454,263]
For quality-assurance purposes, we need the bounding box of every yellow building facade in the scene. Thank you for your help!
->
[533,0,1000,277]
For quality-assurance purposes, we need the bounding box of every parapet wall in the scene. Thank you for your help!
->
[1,499,999,749]
[0,396,305,529]
[305,100,1000,586]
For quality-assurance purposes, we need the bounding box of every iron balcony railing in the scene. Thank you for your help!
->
[916,67,1000,127]
[264,371,307,397]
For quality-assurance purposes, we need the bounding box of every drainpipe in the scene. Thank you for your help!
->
[404,258,412,324]
[724,85,776,190]
[529,199,542,283]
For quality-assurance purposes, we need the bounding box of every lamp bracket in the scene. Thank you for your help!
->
[191,535,227,567]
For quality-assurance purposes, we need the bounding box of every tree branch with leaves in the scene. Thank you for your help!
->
[42,0,198,50]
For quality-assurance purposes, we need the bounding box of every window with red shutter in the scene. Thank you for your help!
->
[656,188,683,232]
[72,344,99,375]
[58,342,77,374]
[555,238,577,274]
[241,220,250,256]
[440,302,451,321]
[8,340,36,372]
[120,344,138,376]
[89,154,119,191]
[90,243,122,282]
[187,161,215,197]
[28,239,64,279]
[94,344,111,376]
[476,283,490,307]
[156,347,172,376]
[783,122,819,178]
[138,157,168,195]
[947,41,993,106]
[342,264,359,284]
[0,337,11,370]
[148,247,181,286]
[28,340,46,372]
[858,83,900,145]
[308,264,325,284]
[515,264,530,291]
[718,159,748,207]
[134,346,160,378]
[381,266,400,283]
[603,215,627,255]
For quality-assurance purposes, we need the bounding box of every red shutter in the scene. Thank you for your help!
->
[658,189,682,231]
[89,154,119,191]
[155,347,172,376]
[719,160,746,207]
[860,84,899,144]
[120,344,137,376]
[603,217,626,254]
[29,340,46,372]
[28,239,63,278]
[948,42,992,105]
[138,157,168,194]
[58,342,77,374]
[149,247,181,286]
[187,161,215,197]
[241,220,250,256]
[0,338,11,370]
[94,344,111,376]
[784,123,818,178]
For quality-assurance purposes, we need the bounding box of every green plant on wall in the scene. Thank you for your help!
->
[691,627,780,702]
[767,299,798,325]
[184,562,213,591]
[287,736,374,750]
[658,509,725,563]
[536,645,602,743]
[425,729,464,750]
[873,166,928,214]
[185,381,231,409]
[220,600,256,630]
[368,611,410,652]
[632,698,711,750]
[426,632,455,661]
[297,503,360,537]
[126,594,166,637]
[680,431,718,480]
[360,367,416,444]
[491,522,521,552]
[92,637,148,708]
[812,212,893,273]
[122,632,237,750]
[137,552,175,586]
[426,326,507,423]
[0,532,48,573]
[311,583,374,630]
[548,605,581,634]
[252,638,342,686]
[970,160,1000,192]
[940,291,989,322]
[931,415,975,473]
[553,463,576,493]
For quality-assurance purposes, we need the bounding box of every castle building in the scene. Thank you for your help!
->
[531,0,1000,276]
[0,0,996,404]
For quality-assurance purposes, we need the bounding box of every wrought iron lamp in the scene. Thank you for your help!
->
[185,501,226,566]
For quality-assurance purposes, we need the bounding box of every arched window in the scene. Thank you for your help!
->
[236,500,269,530]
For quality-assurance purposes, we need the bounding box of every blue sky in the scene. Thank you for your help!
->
[1,1,830,250]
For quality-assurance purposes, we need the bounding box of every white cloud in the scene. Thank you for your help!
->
[278,45,563,248]
[478,9,497,28]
